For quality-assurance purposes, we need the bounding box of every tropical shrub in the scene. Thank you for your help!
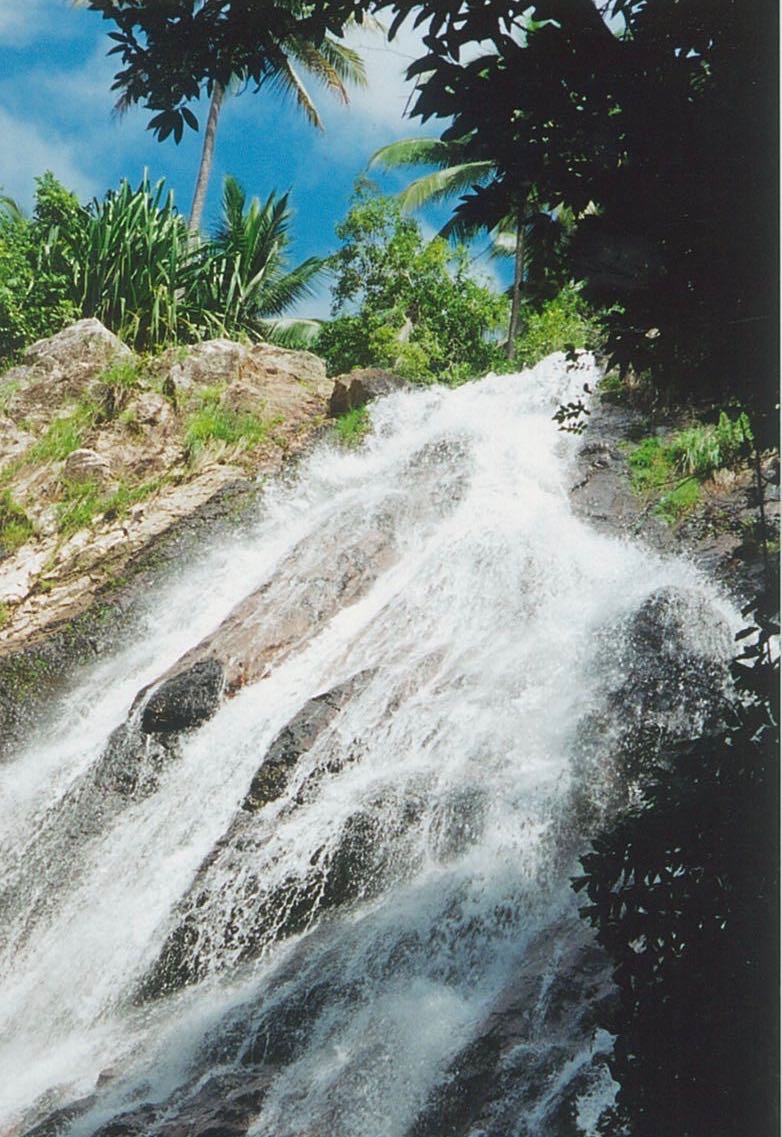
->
[0,172,322,362]
[0,173,84,360]
[72,175,198,349]
[512,284,604,368]
[318,186,507,383]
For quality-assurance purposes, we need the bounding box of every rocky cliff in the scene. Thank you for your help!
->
[0,320,337,653]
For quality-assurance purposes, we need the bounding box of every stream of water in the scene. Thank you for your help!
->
[0,355,736,1137]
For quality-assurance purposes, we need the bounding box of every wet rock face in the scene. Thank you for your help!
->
[80,915,615,1137]
[137,671,377,1000]
[243,674,371,811]
[563,583,733,840]
[140,659,225,734]
[88,1070,278,1137]
[95,721,177,799]
[407,915,617,1137]
[617,585,732,720]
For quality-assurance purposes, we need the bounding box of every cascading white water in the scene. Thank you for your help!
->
[0,355,736,1137]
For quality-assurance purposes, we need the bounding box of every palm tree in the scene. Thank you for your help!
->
[188,29,369,232]
[75,0,372,233]
[195,175,324,344]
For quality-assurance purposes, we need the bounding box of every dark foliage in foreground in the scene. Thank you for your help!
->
[574,601,779,1136]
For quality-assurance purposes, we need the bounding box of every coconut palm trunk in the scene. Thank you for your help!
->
[189,81,225,233]
[506,205,526,360]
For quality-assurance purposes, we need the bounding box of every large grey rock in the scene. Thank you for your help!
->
[136,670,376,1000]
[243,673,372,810]
[328,368,409,416]
[166,339,329,409]
[20,319,130,397]
[131,518,394,724]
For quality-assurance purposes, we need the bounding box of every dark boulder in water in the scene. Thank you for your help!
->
[140,659,225,734]
[243,672,372,811]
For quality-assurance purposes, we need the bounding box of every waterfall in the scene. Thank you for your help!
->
[0,355,736,1137]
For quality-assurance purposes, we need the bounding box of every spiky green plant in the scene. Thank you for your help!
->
[31,173,321,352]
[194,176,324,341]
[668,411,753,477]
[73,175,200,349]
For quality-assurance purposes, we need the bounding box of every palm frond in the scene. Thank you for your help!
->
[255,256,325,317]
[283,38,349,104]
[262,317,322,348]
[0,193,25,223]
[369,137,470,171]
[310,35,368,89]
[396,162,495,212]
[267,55,323,128]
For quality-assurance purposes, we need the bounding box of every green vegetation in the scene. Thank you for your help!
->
[0,601,8,629]
[97,357,145,392]
[30,398,99,462]
[0,173,83,360]
[56,480,106,535]
[655,477,702,522]
[334,406,371,447]
[318,187,507,383]
[0,490,34,552]
[184,388,271,462]
[626,436,673,494]
[626,411,755,522]
[0,172,324,365]
[94,356,148,421]
[667,411,753,477]
[56,477,164,536]
[512,284,604,368]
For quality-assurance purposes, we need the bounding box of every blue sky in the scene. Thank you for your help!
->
[0,0,505,317]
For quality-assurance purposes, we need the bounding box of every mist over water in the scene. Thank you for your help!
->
[0,355,735,1137]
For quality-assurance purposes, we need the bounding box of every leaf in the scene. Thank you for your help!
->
[181,106,199,132]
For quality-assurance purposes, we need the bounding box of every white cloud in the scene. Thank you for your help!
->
[0,0,79,47]
[319,19,439,159]
[0,105,96,206]
[0,42,204,209]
